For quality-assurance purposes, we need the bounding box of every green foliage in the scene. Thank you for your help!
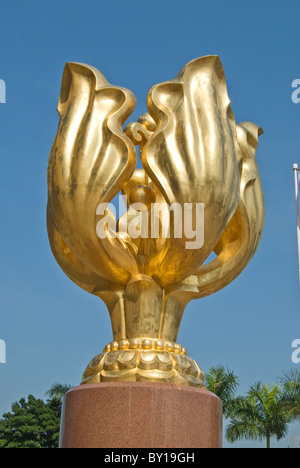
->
[45,383,73,402]
[0,395,62,448]
[278,369,300,419]
[205,365,239,417]
[206,367,300,448]
[226,382,294,448]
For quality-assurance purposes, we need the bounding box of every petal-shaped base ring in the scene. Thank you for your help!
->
[82,339,204,388]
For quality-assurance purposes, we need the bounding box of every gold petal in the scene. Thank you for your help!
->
[48,62,137,286]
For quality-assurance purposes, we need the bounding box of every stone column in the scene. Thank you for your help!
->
[59,382,222,448]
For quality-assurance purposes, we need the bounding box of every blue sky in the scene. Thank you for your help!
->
[0,0,300,448]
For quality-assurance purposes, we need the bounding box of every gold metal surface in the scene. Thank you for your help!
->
[47,56,264,387]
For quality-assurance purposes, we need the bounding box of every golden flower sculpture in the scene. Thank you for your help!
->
[47,56,264,387]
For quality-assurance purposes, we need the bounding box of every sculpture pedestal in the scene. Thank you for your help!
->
[59,382,222,448]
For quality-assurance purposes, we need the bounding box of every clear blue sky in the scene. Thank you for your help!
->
[0,0,300,448]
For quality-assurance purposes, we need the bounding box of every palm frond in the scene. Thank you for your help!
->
[226,420,263,444]
[45,383,73,401]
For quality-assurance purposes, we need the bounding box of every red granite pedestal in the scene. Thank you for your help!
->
[59,382,222,448]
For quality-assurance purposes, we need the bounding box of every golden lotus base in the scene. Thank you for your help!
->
[82,338,204,387]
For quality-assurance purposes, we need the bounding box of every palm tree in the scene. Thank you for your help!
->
[226,382,289,448]
[205,365,239,417]
[278,369,300,419]
[45,383,73,402]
